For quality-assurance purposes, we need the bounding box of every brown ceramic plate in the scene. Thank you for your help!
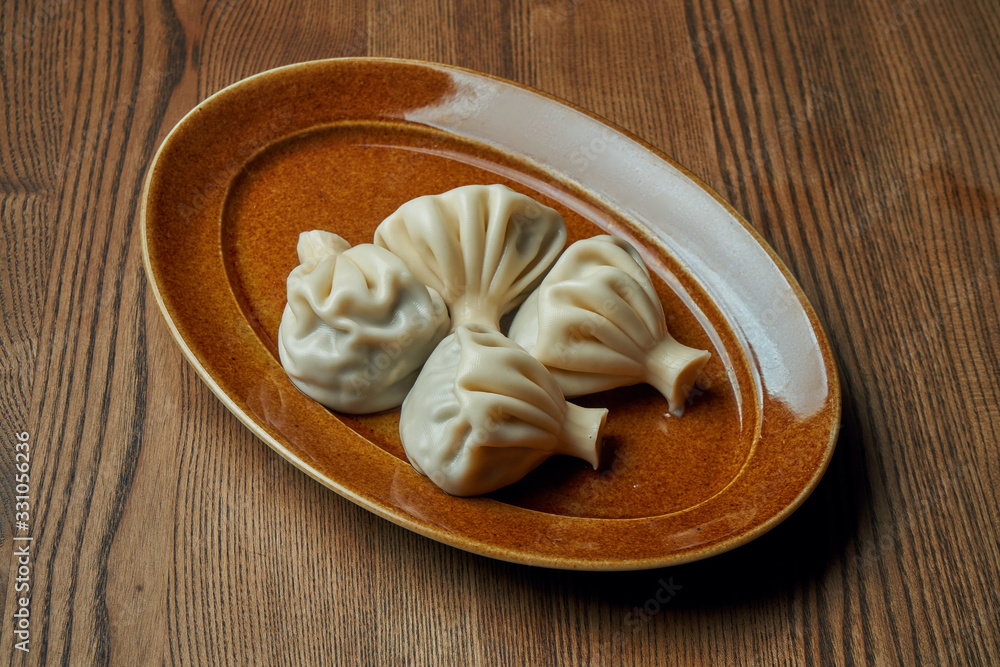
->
[141,58,840,570]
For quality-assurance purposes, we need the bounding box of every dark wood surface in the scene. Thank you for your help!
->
[2,0,998,664]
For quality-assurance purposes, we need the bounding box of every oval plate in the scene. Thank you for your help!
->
[142,58,840,570]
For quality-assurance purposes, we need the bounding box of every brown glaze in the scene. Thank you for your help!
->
[142,58,839,569]
[222,122,751,519]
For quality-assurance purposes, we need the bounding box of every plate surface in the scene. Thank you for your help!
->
[141,57,840,570]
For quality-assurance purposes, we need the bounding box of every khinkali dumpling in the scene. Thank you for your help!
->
[509,235,710,417]
[401,325,608,496]
[278,230,450,414]
[373,184,567,330]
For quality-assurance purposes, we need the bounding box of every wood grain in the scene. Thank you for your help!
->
[2,0,998,664]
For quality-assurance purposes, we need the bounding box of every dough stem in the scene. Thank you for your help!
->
[449,296,503,331]
[557,403,608,469]
[645,335,711,417]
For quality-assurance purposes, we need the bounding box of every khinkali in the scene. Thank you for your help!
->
[509,235,710,417]
[278,230,450,414]
[401,325,608,496]
[373,184,567,330]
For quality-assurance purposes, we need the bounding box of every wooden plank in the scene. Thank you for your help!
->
[0,0,997,663]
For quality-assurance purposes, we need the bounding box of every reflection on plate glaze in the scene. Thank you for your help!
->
[406,66,830,418]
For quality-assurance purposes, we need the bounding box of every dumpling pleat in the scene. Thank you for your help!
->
[374,184,567,330]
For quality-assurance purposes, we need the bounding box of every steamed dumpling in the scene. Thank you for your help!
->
[278,230,450,414]
[373,184,567,330]
[401,325,608,496]
[508,235,710,417]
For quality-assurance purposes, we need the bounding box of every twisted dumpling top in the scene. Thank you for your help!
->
[373,184,567,330]
[278,230,450,414]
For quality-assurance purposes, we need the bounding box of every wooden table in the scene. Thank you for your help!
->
[2,0,997,664]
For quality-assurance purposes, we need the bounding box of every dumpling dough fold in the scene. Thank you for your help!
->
[509,235,710,416]
[373,184,567,330]
[401,325,608,496]
[278,230,450,414]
